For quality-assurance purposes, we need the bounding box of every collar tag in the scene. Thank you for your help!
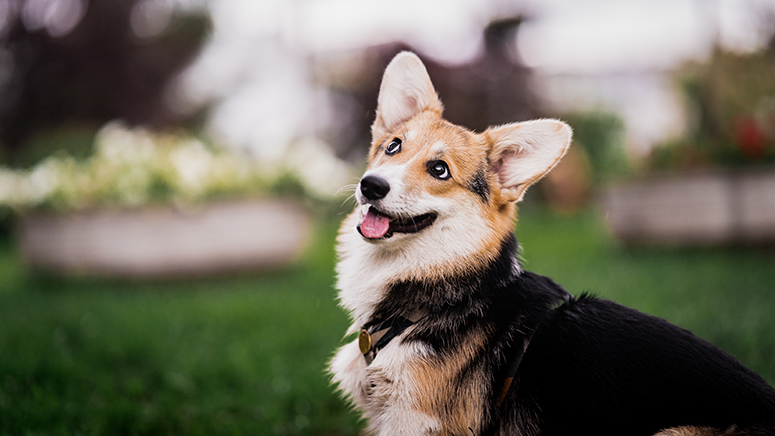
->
[358,329,372,354]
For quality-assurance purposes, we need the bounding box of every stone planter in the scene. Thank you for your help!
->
[19,199,311,278]
[603,170,775,245]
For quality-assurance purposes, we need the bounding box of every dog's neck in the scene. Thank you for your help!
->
[367,234,521,323]
[336,208,521,333]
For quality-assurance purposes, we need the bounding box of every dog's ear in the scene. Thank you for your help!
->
[372,52,443,139]
[485,119,572,203]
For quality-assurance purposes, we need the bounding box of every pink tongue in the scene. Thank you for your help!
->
[360,208,391,239]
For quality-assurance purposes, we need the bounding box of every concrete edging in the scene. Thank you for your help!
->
[19,199,311,278]
[603,170,775,245]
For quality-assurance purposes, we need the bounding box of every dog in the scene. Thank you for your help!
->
[329,52,775,436]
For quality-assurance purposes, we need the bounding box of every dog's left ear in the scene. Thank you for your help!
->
[485,119,572,203]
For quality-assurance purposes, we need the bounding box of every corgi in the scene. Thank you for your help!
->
[329,52,775,436]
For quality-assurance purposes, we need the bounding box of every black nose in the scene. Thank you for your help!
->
[360,175,390,200]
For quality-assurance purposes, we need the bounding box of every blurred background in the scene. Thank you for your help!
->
[1,0,775,434]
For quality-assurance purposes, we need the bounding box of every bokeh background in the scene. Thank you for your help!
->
[1,0,775,435]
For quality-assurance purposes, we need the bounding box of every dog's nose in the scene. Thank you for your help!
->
[360,175,390,200]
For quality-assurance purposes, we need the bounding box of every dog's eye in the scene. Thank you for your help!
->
[385,138,402,155]
[427,160,450,180]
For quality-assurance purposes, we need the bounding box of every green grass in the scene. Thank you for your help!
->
[0,207,774,435]
[0,219,361,436]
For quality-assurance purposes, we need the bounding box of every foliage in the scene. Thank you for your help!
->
[650,48,775,171]
[3,124,99,169]
[562,111,630,183]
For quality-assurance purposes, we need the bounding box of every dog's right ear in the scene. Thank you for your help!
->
[372,52,443,139]
[485,119,572,203]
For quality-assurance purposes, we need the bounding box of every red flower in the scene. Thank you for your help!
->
[735,117,765,160]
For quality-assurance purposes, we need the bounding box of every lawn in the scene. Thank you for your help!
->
[0,206,774,435]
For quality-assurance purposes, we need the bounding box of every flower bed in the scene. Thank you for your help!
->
[1,122,351,277]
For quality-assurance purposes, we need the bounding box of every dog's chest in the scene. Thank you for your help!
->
[331,323,441,423]
[363,336,428,397]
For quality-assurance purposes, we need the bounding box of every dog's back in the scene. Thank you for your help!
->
[503,294,775,435]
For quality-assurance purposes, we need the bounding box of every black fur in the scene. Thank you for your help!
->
[371,235,775,435]
[506,295,775,435]
[467,169,490,203]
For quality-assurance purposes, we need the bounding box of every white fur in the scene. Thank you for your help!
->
[428,140,446,155]
[367,343,442,436]
[330,338,369,407]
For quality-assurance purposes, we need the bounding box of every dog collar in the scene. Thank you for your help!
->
[359,312,425,365]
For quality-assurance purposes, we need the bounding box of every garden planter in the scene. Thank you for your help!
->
[19,198,311,278]
[603,169,775,245]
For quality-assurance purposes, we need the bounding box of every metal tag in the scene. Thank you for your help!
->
[358,329,372,355]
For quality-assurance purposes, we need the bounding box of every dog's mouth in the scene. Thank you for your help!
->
[357,205,437,240]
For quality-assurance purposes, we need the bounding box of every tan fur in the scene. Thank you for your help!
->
[330,52,572,436]
[409,328,493,435]
[654,426,732,436]
[655,427,720,436]
[654,425,769,436]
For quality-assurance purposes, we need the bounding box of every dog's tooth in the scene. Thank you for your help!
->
[360,204,371,220]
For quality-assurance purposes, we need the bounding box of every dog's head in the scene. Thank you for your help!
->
[343,52,571,277]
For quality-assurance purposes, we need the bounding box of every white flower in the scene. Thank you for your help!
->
[114,165,152,206]
[95,121,156,166]
[23,157,63,205]
[170,139,214,197]
[0,168,23,208]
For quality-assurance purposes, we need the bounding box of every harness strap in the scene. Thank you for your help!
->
[359,312,425,365]
[496,337,528,406]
